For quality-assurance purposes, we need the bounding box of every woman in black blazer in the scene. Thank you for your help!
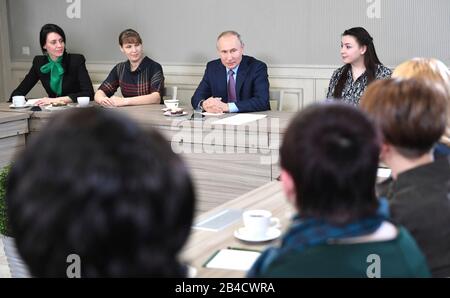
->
[9,24,94,106]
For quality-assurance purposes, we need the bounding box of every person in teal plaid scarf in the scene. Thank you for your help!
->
[248,103,430,278]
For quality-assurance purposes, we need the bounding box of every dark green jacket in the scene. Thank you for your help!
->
[249,227,430,278]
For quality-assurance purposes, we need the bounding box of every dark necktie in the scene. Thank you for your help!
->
[227,69,237,102]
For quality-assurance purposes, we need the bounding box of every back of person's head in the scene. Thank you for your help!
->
[392,58,450,109]
[6,108,195,277]
[39,23,66,54]
[280,103,380,224]
[118,28,142,46]
[360,78,448,158]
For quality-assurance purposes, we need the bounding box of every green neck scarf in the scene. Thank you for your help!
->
[40,55,64,96]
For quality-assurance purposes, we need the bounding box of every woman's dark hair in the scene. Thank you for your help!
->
[280,103,380,224]
[6,108,195,277]
[118,28,142,46]
[333,27,382,98]
[39,23,66,54]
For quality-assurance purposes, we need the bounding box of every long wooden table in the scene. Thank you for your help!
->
[0,102,296,213]
[0,102,295,277]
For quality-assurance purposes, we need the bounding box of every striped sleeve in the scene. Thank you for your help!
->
[99,64,121,97]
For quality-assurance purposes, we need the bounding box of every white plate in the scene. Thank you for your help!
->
[163,111,188,117]
[234,227,281,242]
[9,104,31,109]
[44,105,69,111]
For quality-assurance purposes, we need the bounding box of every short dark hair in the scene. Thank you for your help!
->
[360,78,448,158]
[39,23,66,54]
[6,108,195,277]
[118,28,142,46]
[280,103,380,223]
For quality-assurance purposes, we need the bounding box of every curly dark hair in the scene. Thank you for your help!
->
[6,107,195,277]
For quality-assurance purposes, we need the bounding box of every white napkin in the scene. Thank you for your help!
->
[26,99,40,106]
[202,112,224,116]
[212,114,267,125]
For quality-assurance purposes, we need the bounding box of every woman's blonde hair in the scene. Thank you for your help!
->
[393,58,450,146]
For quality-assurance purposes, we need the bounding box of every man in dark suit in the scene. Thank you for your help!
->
[191,31,270,113]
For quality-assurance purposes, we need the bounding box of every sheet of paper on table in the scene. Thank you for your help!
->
[377,168,392,178]
[193,209,242,232]
[202,112,224,116]
[204,248,261,271]
[211,114,267,125]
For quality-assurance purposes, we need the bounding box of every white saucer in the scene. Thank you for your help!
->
[234,227,281,242]
[9,104,31,109]
[162,107,181,111]
[163,111,188,117]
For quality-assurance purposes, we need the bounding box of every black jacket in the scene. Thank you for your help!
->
[377,156,450,277]
[9,53,94,102]
[191,55,270,112]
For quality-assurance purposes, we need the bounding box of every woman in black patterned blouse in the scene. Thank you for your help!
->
[95,29,165,107]
[327,27,391,106]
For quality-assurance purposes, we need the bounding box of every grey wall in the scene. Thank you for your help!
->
[6,0,450,66]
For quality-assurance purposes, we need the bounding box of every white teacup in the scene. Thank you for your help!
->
[12,96,26,107]
[77,97,90,107]
[242,209,280,239]
[164,99,179,110]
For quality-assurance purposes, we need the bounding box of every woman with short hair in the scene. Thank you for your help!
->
[248,103,430,277]
[7,108,195,277]
[392,58,450,157]
[361,78,450,277]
